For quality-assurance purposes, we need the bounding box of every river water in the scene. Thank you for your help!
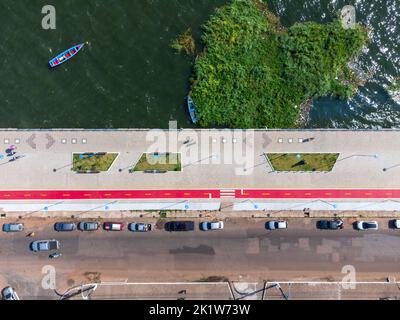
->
[0,0,398,129]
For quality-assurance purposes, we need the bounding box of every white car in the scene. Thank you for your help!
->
[393,220,400,229]
[200,221,224,231]
[266,220,288,230]
[128,223,152,232]
[356,221,379,230]
[2,286,19,300]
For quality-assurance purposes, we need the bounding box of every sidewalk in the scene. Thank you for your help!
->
[0,129,400,190]
[2,209,400,220]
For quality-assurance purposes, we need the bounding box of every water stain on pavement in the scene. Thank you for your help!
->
[170,245,215,255]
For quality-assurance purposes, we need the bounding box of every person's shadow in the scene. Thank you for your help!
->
[5,148,15,156]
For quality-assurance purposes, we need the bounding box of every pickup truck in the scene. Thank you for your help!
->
[30,240,60,252]
[164,221,195,232]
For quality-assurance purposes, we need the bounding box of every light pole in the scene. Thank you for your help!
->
[337,154,378,162]
[53,152,97,172]
[241,199,259,210]
[383,163,400,172]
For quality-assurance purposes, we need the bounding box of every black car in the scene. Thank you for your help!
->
[54,222,76,232]
[317,219,344,230]
[164,221,195,232]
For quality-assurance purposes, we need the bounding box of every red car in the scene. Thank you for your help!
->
[103,222,124,231]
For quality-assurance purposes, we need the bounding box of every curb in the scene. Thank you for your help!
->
[2,210,400,220]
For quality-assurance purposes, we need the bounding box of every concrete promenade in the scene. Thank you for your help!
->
[0,129,399,211]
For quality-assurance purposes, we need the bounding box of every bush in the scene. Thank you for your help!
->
[171,28,196,55]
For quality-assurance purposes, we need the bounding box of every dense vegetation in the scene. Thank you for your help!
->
[190,0,368,128]
[388,78,400,92]
[388,78,400,103]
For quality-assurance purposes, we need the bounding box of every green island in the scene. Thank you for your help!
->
[266,153,340,172]
[133,153,182,172]
[72,153,118,172]
[189,0,368,128]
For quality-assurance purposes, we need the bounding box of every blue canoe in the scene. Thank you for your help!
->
[187,96,198,123]
[49,43,84,68]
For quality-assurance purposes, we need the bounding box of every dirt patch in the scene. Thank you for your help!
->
[67,278,75,287]
[155,219,166,230]
[83,272,102,283]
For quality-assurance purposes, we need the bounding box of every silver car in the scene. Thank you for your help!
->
[54,222,76,232]
[30,239,60,252]
[2,286,19,300]
[2,223,24,232]
[78,222,99,231]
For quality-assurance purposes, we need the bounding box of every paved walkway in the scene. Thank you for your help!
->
[0,129,400,208]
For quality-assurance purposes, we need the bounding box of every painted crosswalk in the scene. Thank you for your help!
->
[220,189,236,198]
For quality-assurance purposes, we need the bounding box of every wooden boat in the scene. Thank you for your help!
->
[186,96,198,123]
[49,43,84,68]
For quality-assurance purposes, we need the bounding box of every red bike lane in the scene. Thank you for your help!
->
[0,189,399,200]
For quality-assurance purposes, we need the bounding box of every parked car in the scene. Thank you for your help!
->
[1,286,19,300]
[392,220,400,229]
[164,221,195,232]
[317,219,344,230]
[49,252,62,259]
[78,221,99,231]
[54,222,76,232]
[200,221,224,231]
[103,222,124,231]
[266,220,288,230]
[2,223,24,232]
[30,239,60,252]
[356,221,379,230]
[128,223,152,232]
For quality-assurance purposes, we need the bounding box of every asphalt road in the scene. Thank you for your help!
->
[1,218,400,299]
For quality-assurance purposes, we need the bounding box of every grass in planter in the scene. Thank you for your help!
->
[133,153,182,172]
[72,153,118,172]
[266,153,339,172]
